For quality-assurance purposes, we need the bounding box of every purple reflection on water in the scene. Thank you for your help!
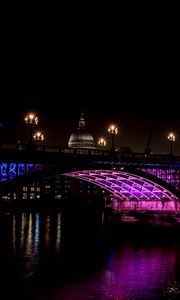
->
[2,212,180,300]
[43,236,179,300]
[103,245,176,299]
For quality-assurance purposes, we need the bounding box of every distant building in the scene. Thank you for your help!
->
[68,111,95,149]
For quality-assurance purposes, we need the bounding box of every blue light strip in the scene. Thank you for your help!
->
[0,162,43,182]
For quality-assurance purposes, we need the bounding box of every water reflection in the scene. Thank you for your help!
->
[103,245,177,299]
[1,210,180,299]
[11,212,63,259]
[44,214,51,250]
[34,213,40,254]
[56,213,61,252]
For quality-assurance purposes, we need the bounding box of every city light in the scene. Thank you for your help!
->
[24,112,38,143]
[167,132,176,154]
[98,137,106,147]
[33,131,44,141]
[24,113,38,125]
[108,124,118,150]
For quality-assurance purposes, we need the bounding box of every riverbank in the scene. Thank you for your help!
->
[105,210,180,225]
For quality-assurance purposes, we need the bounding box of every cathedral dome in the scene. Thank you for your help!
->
[68,111,95,149]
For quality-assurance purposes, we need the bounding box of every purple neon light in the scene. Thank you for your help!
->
[63,170,179,201]
[139,168,180,191]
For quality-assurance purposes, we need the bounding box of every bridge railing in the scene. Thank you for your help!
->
[120,152,180,165]
[0,144,110,155]
[0,143,180,164]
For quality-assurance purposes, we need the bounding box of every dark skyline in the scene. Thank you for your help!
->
[1,91,179,156]
[1,12,179,155]
[1,51,179,155]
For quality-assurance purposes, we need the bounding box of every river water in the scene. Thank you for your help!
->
[1,205,180,299]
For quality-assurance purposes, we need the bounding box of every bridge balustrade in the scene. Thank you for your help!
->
[0,143,180,165]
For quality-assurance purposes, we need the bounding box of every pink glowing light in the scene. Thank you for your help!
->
[63,169,179,202]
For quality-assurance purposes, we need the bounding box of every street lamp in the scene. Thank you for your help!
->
[167,132,176,155]
[108,124,118,151]
[24,112,38,144]
[33,131,44,141]
[98,137,106,147]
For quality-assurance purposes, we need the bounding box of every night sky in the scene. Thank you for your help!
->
[1,11,179,155]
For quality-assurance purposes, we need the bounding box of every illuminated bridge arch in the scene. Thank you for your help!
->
[63,169,179,202]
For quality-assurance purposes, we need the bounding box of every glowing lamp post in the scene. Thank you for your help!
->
[98,138,106,147]
[108,125,118,151]
[24,112,38,144]
[33,131,44,142]
[167,132,175,155]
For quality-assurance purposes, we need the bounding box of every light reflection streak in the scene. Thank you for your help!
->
[34,213,40,255]
[56,213,61,251]
[20,213,27,250]
[44,214,50,249]
[25,213,33,256]
[12,214,16,253]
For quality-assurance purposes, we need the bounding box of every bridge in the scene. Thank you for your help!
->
[0,143,180,213]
